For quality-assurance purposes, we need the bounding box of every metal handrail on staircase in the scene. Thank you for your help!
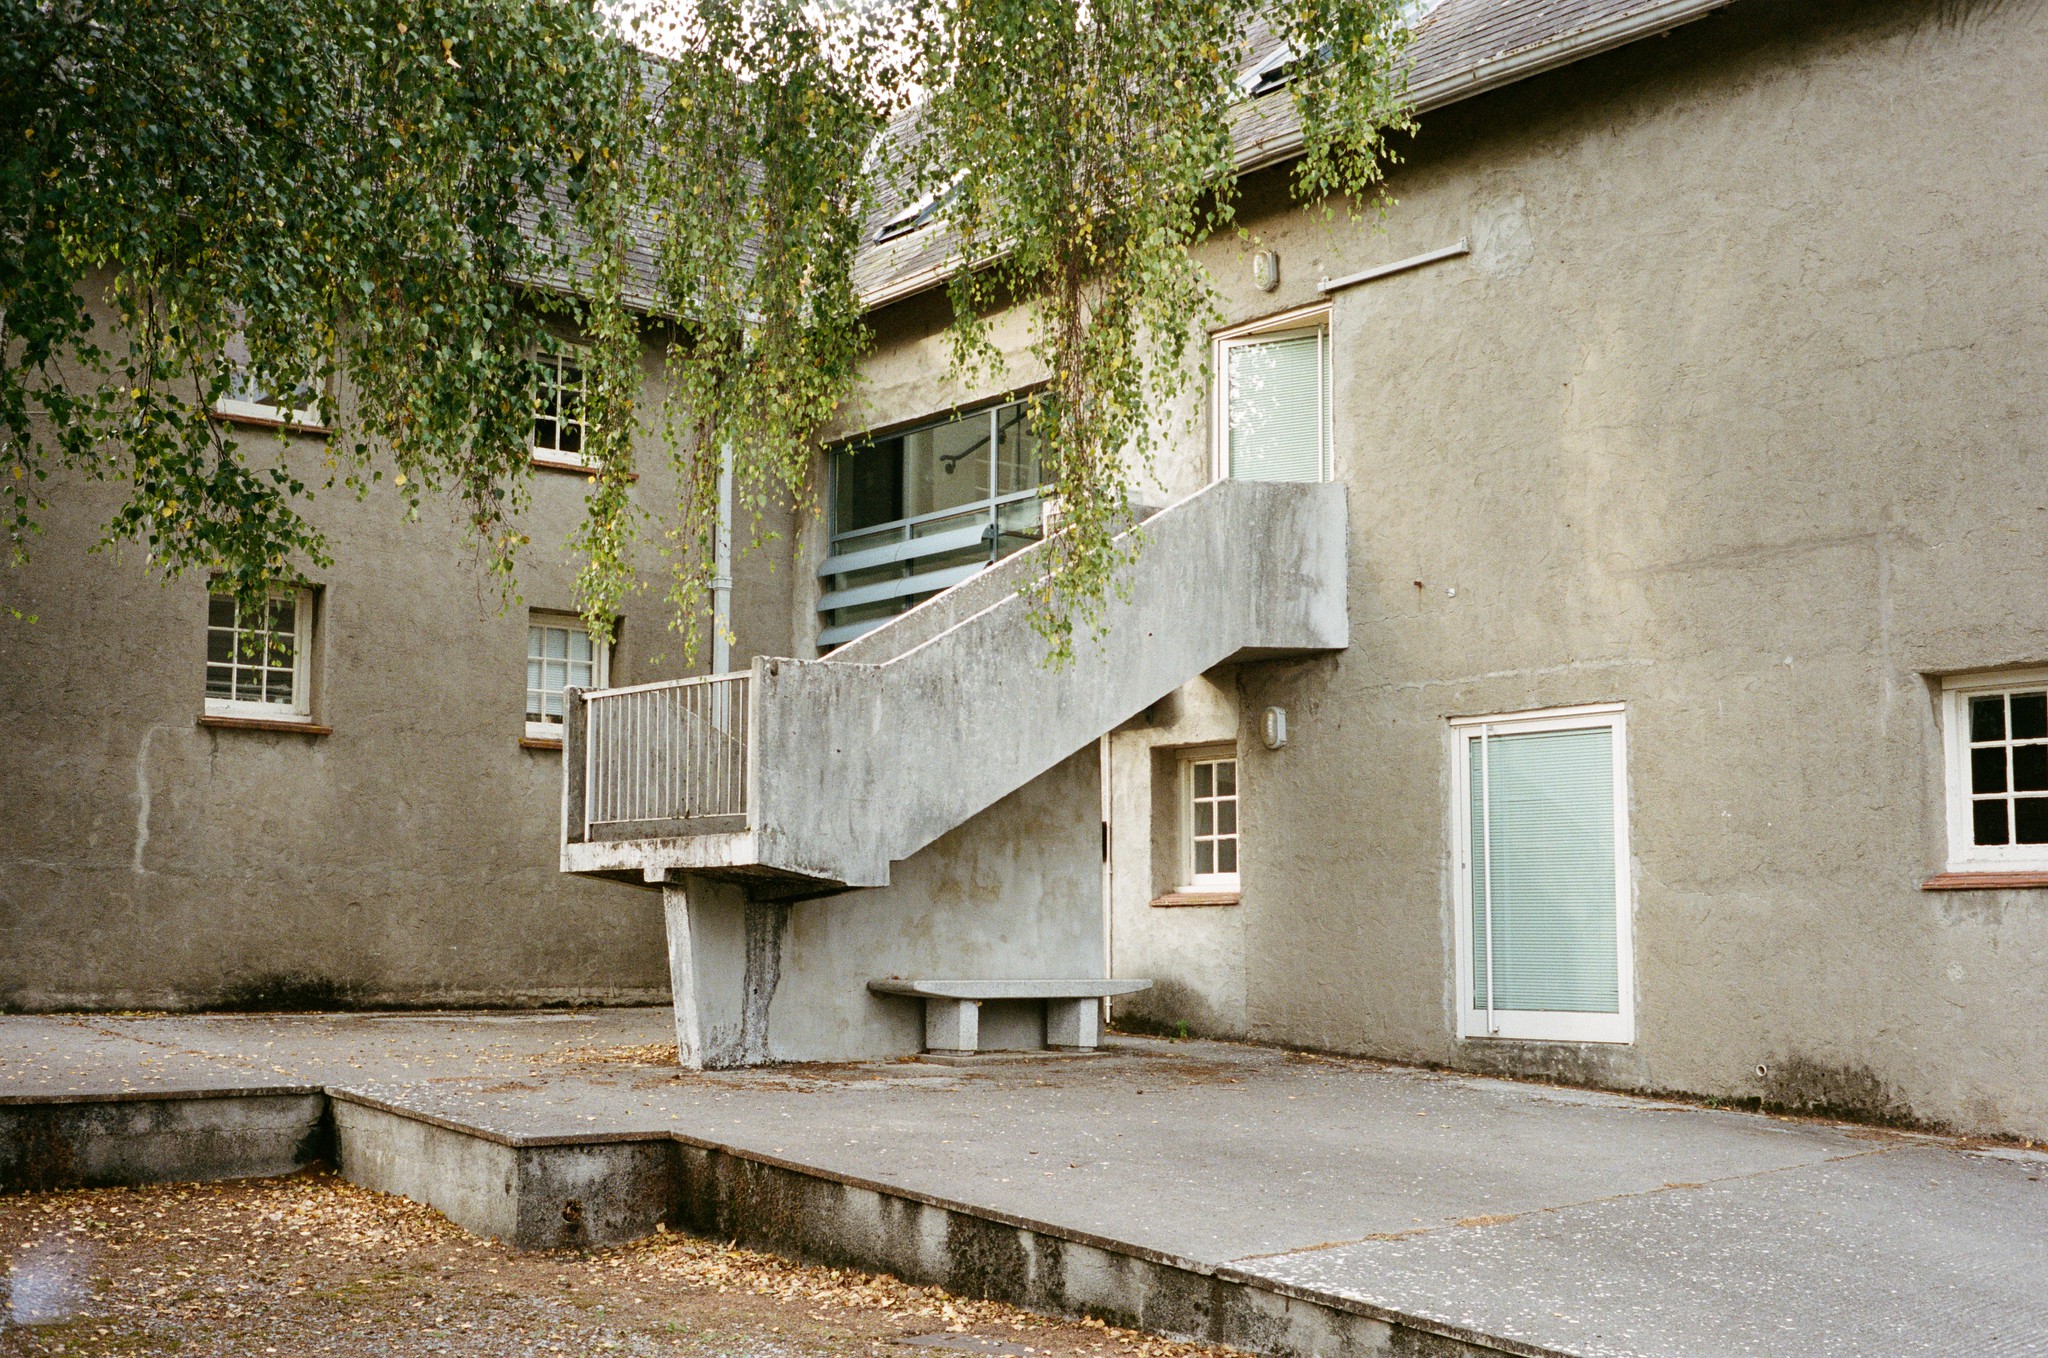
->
[574,672,752,840]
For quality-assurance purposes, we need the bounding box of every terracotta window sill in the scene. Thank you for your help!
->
[519,736,565,751]
[1921,870,2048,891]
[198,713,332,737]
[1149,890,1240,908]
[208,411,331,437]
[531,455,636,481]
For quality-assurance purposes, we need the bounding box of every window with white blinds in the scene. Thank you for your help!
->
[1453,706,1633,1044]
[1215,313,1330,483]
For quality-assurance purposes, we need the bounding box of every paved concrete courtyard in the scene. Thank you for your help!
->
[3,1009,2044,1357]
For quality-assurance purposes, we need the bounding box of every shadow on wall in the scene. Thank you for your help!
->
[215,972,361,1013]
[1110,979,1227,1039]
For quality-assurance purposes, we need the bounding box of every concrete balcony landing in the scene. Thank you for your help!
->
[4,1010,2043,1358]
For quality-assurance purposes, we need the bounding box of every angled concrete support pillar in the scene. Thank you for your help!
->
[662,876,788,1069]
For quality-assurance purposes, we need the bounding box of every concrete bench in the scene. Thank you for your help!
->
[867,979,1153,1055]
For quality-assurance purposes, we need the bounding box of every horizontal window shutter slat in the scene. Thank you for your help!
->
[1228,334,1323,482]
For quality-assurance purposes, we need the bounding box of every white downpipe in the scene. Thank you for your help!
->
[1099,735,1115,1032]
[712,443,734,677]
[1479,724,1497,1036]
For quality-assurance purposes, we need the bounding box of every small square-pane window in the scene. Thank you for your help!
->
[532,350,590,465]
[1183,754,1240,889]
[204,587,311,719]
[216,361,324,427]
[526,618,607,739]
[1946,677,2048,869]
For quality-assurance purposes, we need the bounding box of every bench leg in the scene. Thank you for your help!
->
[925,998,980,1055]
[1046,997,1100,1051]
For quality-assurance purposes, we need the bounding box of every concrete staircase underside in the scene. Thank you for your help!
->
[563,479,1349,892]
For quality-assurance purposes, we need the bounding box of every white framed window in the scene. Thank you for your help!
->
[1212,304,1331,483]
[1941,670,2048,871]
[215,332,324,427]
[526,616,607,739]
[531,348,589,466]
[205,587,313,720]
[1182,752,1240,889]
[1451,704,1633,1045]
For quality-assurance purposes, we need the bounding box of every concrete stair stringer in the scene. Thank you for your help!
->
[747,478,1350,890]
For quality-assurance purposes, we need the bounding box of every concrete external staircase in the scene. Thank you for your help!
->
[560,478,1349,897]
[560,478,1349,896]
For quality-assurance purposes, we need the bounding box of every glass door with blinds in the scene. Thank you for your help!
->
[1451,705,1634,1043]
[1215,308,1331,483]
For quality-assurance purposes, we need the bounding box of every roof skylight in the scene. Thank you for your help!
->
[874,171,967,244]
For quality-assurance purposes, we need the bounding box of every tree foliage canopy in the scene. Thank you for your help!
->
[5,0,1411,655]
[2,0,634,606]
[898,0,1411,656]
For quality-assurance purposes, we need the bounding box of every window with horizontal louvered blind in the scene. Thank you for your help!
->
[1453,706,1634,1044]
[1213,309,1330,483]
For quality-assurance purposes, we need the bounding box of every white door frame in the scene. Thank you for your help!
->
[1449,703,1635,1044]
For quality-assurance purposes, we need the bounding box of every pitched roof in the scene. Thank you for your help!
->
[850,0,1741,311]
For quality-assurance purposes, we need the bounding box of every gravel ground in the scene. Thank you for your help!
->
[0,1173,1240,1358]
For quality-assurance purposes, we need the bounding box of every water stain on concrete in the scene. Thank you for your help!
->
[215,972,358,1013]
[1761,1055,1917,1127]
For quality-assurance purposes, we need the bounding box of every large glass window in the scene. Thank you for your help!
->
[821,399,1045,647]
[1214,309,1331,483]
[1453,706,1633,1044]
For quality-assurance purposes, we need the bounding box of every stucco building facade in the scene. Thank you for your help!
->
[783,0,2048,1138]
[1,329,798,1012]
[10,0,2046,1142]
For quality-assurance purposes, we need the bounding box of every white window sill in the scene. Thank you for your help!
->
[211,408,329,436]
[1457,1014,1633,1045]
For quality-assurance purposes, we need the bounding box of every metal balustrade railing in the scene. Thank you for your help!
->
[576,672,752,838]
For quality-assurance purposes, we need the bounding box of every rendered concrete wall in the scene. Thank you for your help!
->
[0,1092,329,1192]
[661,748,1107,1064]
[1106,675,1248,1037]
[0,307,796,1011]
[858,0,2048,1137]
[333,1097,681,1250]
[1231,0,2048,1136]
